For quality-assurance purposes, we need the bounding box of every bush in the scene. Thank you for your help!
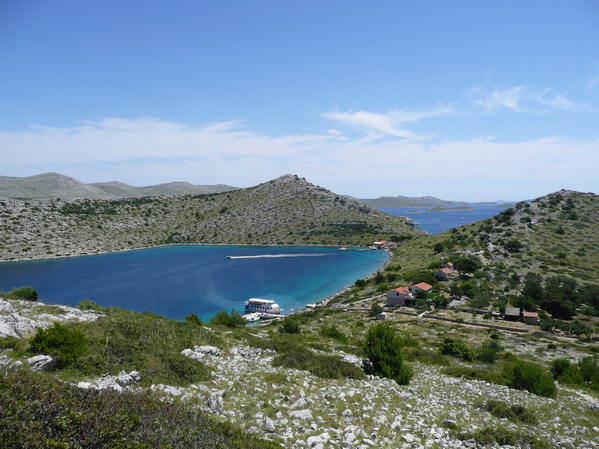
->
[504,360,557,398]
[76,299,102,311]
[0,336,24,351]
[280,316,300,334]
[439,338,475,361]
[363,323,413,385]
[368,303,384,317]
[209,309,246,328]
[28,323,87,366]
[319,325,347,343]
[185,313,203,326]
[477,340,502,364]
[8,286,38,301]
[481,399,536,424]
[550,358,571,379]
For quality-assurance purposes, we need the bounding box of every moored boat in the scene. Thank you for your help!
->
[244,298,283,314]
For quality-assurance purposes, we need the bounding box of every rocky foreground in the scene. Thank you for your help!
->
[72,342,597,449]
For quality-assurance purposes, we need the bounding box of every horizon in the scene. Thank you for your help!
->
[1,1,598,202]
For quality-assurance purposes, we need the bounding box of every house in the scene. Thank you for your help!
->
[435,267,454,281]
[409,282,433,295]
[522,311,539,325]
[444,262,455,270]
[504,307,521,322]
[386,287,414,307]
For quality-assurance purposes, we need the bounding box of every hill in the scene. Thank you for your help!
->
[356,195,470,208]
[0,174,423,261]
[0,172,238,200]
[0,172,115,200]
[90,180,237,197]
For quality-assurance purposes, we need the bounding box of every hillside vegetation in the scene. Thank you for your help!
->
[0,174,422,261]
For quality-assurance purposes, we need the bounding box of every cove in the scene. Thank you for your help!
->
[0,245,388,321]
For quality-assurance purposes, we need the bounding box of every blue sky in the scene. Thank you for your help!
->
[1,1,598,201]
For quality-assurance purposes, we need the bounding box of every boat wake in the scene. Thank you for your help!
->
[227,253,333,259]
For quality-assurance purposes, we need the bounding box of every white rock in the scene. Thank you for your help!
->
[291,397,308,409]
[289,409,313,420]
[27,355,57,372]
[264,416,276,433]
[307,435,323,447]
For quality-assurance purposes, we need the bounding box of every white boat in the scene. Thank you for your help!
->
[242,312,262,322]
[244,298,283,315]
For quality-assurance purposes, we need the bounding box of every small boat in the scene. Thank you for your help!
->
[242,312,262,322]
[244,298,283,315]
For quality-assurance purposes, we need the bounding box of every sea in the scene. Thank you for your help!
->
[378,203,509,234]
[0,245,388,321]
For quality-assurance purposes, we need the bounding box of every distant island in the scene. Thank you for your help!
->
[407,206,475,213]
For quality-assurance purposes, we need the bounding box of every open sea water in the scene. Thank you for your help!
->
[0,245,388,321]
[378,204,509,234]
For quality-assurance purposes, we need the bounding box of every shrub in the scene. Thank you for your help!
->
[439,338,475,361]
[28,323,87,366]
[185,313,203,326]
[578,357,599,384]
[209,309,246,328]
[363,323,413,385]
[504,360,557,398]
[550,358,571,379]
[280,316,300,334]
[477,340,501,364]
[368,303,384,317]
[481,399,536,424]
[0,335,24,351]
[319,325,348,343]
[76,299,102,311]
[8,286,38,301]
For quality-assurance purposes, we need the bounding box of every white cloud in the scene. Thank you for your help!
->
[0,117,598,201]
[468,85,595,113]
[323,106,452,138]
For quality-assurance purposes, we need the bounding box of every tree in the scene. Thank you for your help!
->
[363,323,413,385]
[9,286,38,301]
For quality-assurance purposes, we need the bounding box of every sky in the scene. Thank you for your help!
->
[1,1,598,201]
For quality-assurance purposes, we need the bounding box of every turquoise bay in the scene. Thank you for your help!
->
[0,245,388,321]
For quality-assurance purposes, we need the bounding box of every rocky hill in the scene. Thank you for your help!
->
[0,172,237,200]
[0,174,423,261]
[395,190,599,283]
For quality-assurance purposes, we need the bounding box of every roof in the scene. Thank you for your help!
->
[392,287,410,294]
[522,311,539,318]
[411,282,433,290]
[438,268,453,274]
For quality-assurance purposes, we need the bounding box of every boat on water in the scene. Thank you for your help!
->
[244,298,283,315]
